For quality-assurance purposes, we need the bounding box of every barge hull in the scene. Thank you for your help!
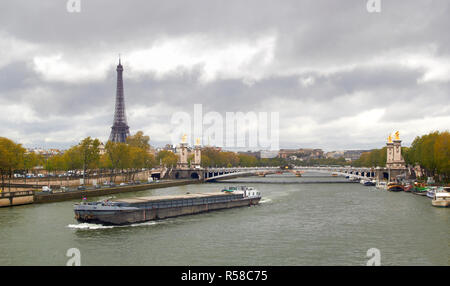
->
[75,198,260,225]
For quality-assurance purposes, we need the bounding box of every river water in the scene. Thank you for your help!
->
[0,173,448,266]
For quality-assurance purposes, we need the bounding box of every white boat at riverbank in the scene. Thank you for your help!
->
[360,179,376,186]
[431,187,450,208]
[426,187,438,199]
[376,181,387,190]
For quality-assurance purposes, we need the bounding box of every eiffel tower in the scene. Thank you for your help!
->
[108,58,130,143]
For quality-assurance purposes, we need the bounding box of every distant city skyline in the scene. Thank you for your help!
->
[1,1,449,151]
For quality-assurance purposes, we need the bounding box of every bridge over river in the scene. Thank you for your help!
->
[166,166,378,182]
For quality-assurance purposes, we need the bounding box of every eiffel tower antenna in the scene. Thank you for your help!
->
[108,57,130,143]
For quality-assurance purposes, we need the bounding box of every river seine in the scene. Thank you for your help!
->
[0,173,448,265]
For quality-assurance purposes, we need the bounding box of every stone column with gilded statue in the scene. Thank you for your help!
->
[386,134,394,167]
[385,131,407,181]
[193,138,202,168]
[177,134,189,169]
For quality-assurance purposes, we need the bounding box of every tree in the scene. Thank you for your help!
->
[407,131,449,181]
[79,137,101,184]
[22,152,41,183]
[62,146,83,171]
[434,131,450,180]
[352,148,386,167]
[126,131,150,151]
[419,132,439,176]
[125,131,155,180]
[129,146,149,180]
[105,141,131,182]
[201,154,211,168]
[156,150,178,168]
[46,154,66,185]
[144,153,156,169]
[238,154,258,167]
[99,153,112,170]
[0,137,25,191]
[199,148,240,167]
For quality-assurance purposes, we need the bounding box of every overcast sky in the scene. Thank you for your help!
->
[0,0,449,151]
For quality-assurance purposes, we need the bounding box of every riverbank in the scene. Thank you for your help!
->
[0,190,34,207]
[2,169,157,191]
[34,179,201,204]
[0,179,201,207]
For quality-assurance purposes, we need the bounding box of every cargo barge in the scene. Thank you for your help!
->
[74,186,261,225]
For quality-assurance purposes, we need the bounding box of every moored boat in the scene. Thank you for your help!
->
[426,187,438,199]
[74,186,261,225]
[412,189,428,196]
[376,181,387,190]
[403,184,413,192]
[412,182,428,196]
[431,187,450,207]
[360,179,376,186]
[387,182,404,192]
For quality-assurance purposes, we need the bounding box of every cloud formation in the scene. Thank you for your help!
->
[0,0,449,150]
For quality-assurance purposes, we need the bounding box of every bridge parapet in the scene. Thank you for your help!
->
[203,166,280,181]
[202,166,378,182]
[293,166,376,179]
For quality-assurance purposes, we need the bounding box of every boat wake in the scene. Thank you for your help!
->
[67,221,159,230]
[259,198,272,204]
[67,223,114,230]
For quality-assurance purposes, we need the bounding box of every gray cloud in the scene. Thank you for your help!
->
[0,0,449,150]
